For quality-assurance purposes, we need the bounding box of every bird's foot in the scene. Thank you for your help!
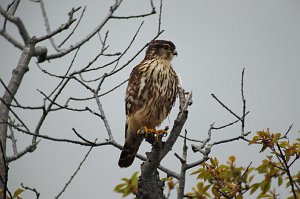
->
[137,126,155,137]
[138,126,168,144]
[152,129,168,143]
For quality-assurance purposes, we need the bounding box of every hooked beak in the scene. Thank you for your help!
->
[172,50,178,56]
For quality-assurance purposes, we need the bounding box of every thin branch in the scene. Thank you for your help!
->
[111,2,155,19]
[55,143,95,199]
[282,123,293,138]
[21,183,40,199]
[211,131,251,146]
[37,46,80,99]
[7,140,39,162]
[241,67,246,135]
[212,111,250,130]
[7,117,17,155]
[59,6,87,48]
[0,78,20,106]
[38,0,77,48]
[276,142,298,198]
[0,29,24,49]
[72,128,97,145]
[7,0,20,16]
[10,124,110,147]
[45,0,123,60]
[177,130,188,199]
[36,1,78,43]
[158,0,163,33]
[94,92,114,140]
[0,5,29,43]
[0,139,11,199]
[211,93,241,121]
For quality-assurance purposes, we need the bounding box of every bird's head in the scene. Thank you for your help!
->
[145,40,177,61]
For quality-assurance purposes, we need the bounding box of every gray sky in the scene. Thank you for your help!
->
[1,0,300,198]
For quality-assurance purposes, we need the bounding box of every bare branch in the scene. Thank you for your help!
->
[177,130,188,199]
[0,5,30,43]
[241,67,246,135]
[211,93,241,121]
[36,0,78,44]
[111,10,156,19]
[72,128,97,145]
[21,183,40,199]
[7,140,39,162]
[7,117,17,155]
[111,0,155,19]
[0,29,24,50]
[158,0,163,33]
[94,92,114,140]
[282,123,293,138]
[211,131,251,146]
[59,6,87,48]
[55,143,94,199]
[45,0,123,61]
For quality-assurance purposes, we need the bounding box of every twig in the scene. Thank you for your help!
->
[66,78,128,102]
[94,92,114,140]
[276,142,297,198]
[0,5,30,43]
[38,0,78,47]
[59,6,87,48]
[21,183,40,199]
[178,134,204,143]
[177,130,188,199]
[0,29,24,49]
[0,139,11,199]
[55,143,95,199]
[211,93,241,121]
[212,111,249,130]
[241,68,246,135]
[45,0,123,60]
[72,128,97,145]
[0,78,20,106]
[7,117,17,155]
[158,0,163,33]
[10,123,110,146]
[111,1,155,19]
[282,123,293,138]
[211,131,251,146]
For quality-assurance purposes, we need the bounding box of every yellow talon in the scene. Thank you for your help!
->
[137,127,168,143]
[153,129,168,143]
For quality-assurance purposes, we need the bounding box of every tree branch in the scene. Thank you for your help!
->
[0,5,30,43]
[138,87,192,199]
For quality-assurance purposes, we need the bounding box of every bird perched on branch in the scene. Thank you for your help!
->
[118,40,179,168]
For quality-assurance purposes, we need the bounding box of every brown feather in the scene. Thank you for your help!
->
[118,40,178,168]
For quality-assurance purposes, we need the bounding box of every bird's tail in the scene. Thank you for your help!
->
[118,137,142,168]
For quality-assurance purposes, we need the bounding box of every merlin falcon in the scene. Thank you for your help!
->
[118,40,179,168]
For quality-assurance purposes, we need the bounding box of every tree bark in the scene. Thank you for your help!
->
[138,108,189,199]
[0,39,34,198]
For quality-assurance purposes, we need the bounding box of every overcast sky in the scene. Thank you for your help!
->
[1,0,300,198]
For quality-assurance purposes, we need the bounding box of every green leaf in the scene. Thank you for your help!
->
[248,175,254,183]
[210,157,218,168]
[13,188,24,198]
[257,192,272,198]
[236,193,243,199]
[114,183,126,192]
[249,135,261,145]
[278,176,283,186]
[250,183,260,195]
[260,179,271,193]
[273,133,281,142]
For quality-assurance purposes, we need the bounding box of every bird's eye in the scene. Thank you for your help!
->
[163,45,169,50]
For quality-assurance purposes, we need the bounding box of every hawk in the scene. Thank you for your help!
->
[118,40,179,168]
